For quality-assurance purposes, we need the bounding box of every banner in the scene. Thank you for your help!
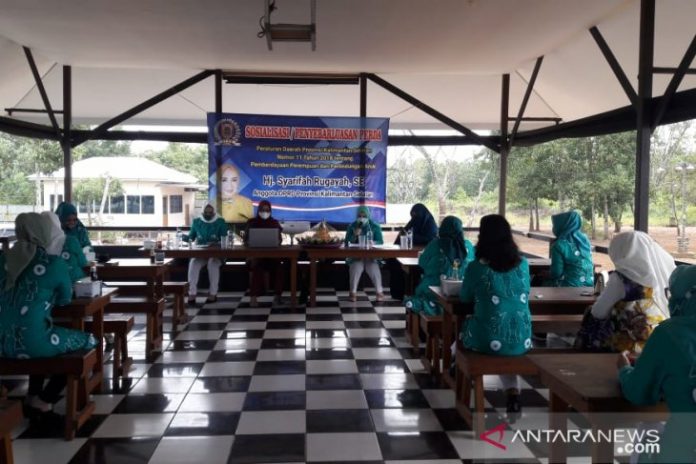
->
[207,113,389,223]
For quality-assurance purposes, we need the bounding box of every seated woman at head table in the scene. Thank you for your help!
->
[404,215,474,315]
[616,264,696,464]
[387,203,438,300]
[344,206,385,302]
[575,231,675,353]
[459,214,531,420]
[184,203,229,304]
[55,202,92,251]
[0,212,96,417]
[245,200,285,307]
[547,210,594,287]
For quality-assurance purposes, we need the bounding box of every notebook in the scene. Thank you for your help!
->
[247,228,281,248]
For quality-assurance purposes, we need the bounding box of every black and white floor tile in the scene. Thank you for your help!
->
[3,289,624,463]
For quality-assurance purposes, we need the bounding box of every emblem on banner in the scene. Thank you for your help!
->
[214,119,241,146]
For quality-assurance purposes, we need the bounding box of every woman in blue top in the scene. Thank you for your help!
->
[459,214,531,418]
[185,203,229,304]
[405,215,474,315]
[617,264,696,463]
[388,203,438,300]
[548,211,594,287]
[55,202,92,251]
[344,206,384,302]
[0,212,96,414]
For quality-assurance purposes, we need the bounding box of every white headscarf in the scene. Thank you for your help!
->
[42,211,66,256]
[200,203,220,224]
[608,231,675,318]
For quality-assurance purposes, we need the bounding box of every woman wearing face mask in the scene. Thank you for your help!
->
[185,204,229,304]
[219,162,253,223]
[55,201,92,250]
[0,212,97,415]
[245,200,284,307]
[344,206,385,302]
[388,203,438,300]
[616,265,696,463]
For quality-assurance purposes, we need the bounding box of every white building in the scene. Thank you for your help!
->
[33,156,204,227]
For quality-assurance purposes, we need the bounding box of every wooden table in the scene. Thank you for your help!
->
[397,257,421,296]
[97,258,172,300]
[54,287,116,393]
[0,400,22,464]
[430,286,596,388]
[153,246,302,307]
[306,245,420,307]
[528,353,668,463]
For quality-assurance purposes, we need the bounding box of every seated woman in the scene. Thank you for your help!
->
[548,210,594,287]
[459,214,531,418]
[617,264,696,463]
[55,202,92,251]
[405,215,474,315]
[0,212,96,415]
[185,203,229,304]
[576,231,674,352]
[245,200,284,307]
[388,203,438,300]
[344,206,385,302]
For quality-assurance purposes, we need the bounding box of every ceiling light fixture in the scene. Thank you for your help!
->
[258,0,316,51]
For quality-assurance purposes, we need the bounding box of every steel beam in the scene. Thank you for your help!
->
[5,108,64,116]
[590,27,639,107]
[499,74,510,216]
[0,116,60,140]
[215,69,223,113]
[23,47,61,139]
[652,66,696,75]
[634,0,655,232]
[366,73,499,152]
[63,66,72,203]
[359,73,367,118]
[652,34,696,130]
[509,56,543,147]
[73,69,214,146]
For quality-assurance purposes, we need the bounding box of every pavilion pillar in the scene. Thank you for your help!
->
[63,65,72,203]
[498,74,510,216]
[634,0,655,232]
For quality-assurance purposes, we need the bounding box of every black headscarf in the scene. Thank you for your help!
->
[404,203,437,246]
[475,214,521,272]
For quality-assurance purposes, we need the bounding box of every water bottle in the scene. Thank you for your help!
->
[365,227,373,248]
[406,228,413,249]
[226,229,234,249]
[90,264,99,282]
[449,259,461,280]
[175,228,182,249]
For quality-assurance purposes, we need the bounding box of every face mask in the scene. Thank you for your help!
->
[203,212,214,220]
[358,217,368,225]
[259,212,271,220]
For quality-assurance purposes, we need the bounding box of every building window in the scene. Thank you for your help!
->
[127,195,141,214]
[170,195,183,214]
[142,195,155,214]
[49,194,63,212]
[110,195,125,214]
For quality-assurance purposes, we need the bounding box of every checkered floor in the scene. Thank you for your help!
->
[3,289,628,464]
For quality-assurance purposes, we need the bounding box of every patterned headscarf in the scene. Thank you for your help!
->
[4,213,62,289]
[552,210,592,256]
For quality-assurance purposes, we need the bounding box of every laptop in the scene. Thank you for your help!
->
[247,228,281,248]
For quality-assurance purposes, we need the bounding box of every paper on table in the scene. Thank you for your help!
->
[370,244,397,249]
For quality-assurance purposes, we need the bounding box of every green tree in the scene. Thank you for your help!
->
[73,177,124,226]
[147,143,208,183]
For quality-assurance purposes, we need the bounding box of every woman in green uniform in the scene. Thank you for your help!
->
[548,210,594,287]
[55,202,92,250]
[405,215,474,315]
[344,206,384,302]
[185,204,229,304]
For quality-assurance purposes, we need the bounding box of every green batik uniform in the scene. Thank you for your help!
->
[55,202,92,250]
[405,238,474,316]
[548,211,594,287]
[186,217,229,245]
[61,235,88,282]
[618,265,696,463]
[549,238,595,287]
[0,249,96,358]
[344,207,384,266]
[459,258,532,356]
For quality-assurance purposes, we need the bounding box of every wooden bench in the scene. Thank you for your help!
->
[455,347,577,434]
[105,281,189,325]
[0,400,22,464]
[532,314,583,334]
[406,311,420,349]
[419,314,443,375]
[105,297,165,362]
[86,315,134,379]
[0,350,98,440]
